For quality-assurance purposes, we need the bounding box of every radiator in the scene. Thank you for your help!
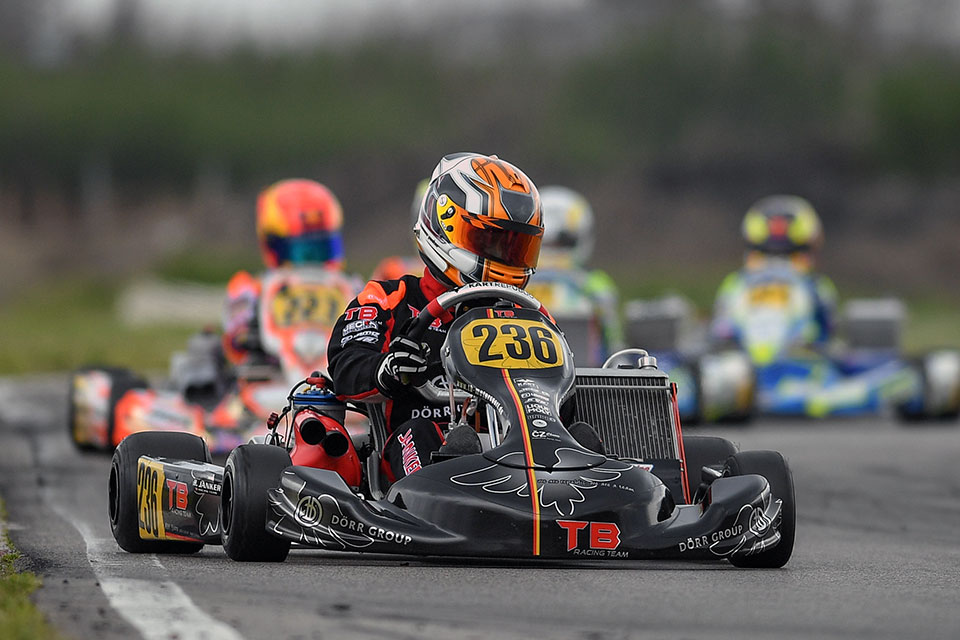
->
[573,367,680,461]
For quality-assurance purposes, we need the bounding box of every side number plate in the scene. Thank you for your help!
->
[137,458,166,540]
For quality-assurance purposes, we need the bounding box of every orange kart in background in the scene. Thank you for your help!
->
[69,267,363,454]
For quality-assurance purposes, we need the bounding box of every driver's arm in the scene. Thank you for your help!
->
[327,279,411,401]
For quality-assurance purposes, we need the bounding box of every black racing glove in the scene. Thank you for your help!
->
[376,334,431,396]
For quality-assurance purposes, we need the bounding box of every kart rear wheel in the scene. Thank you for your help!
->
[896,354,960,423]
[221,444,292,562]
[109,431,210,554]
[682,436,738,503]
[724,450,795,569]
[68,366,147,451]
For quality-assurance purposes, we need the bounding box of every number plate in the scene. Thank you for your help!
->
[747,283,790,307]
[268,283,347,329]
[137,458,167,540]
[460,318,564,369]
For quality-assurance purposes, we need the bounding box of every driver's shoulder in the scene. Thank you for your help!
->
[356,275,421,310]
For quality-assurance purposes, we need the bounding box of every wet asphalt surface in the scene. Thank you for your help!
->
[1,375,958,640]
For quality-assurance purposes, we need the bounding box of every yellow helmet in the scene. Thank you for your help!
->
[742,195,823,256]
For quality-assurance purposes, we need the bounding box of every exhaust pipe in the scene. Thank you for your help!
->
[299,416,350,457]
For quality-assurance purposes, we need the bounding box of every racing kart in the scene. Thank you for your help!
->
[629,262,960,421]
[70,267,362,454]
[108,282,795,567]
[624,296,755,424]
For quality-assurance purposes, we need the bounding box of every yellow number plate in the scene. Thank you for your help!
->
[268,284,347,329]
[748,283,790,307]
[137,458,166,540]
[460,318,564,369]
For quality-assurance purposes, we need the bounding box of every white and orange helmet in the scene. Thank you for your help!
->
[415,153,543,289]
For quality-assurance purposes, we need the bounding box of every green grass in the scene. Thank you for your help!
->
[154,247,262,285]
[0,263,956,376]
[0,501,61,640]
[0,278,198,375]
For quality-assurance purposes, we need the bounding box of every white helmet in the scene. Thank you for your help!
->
[539,185,595,268]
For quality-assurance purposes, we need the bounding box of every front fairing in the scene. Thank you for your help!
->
[727,265,816,366]
[266,460,781,561]
[755,354,918,417]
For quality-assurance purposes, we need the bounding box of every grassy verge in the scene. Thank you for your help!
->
[0,265,956,376]
[0,278,198,375]
[0,501,61,640]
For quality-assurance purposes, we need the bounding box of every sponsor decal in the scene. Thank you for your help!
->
[327,514,412,545]
[557,520,624,557]
[407,305,446,332]
[398,428,423,475]
[678,502,778,556]
[193,477,222,496]
[343,319,379,335]
[295,495,323,527]
[165,479,188,510]
[344,306,379,321]
[269,482,415,549]
[410,405,453,420]
[530,430,561,440]
[341,330,380,347]
[513,378,556,419]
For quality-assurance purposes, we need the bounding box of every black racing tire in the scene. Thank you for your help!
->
[896,356,960,423]
[724,450,796,569]
[682,361,704,427]
[221,444,292,562]
[697,353,756,426]
[682,435,738,503]
[109,431,210,554]
[895,357,928,422]
[68,366,148,451]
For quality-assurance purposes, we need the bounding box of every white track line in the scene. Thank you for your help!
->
[50,503,244,640]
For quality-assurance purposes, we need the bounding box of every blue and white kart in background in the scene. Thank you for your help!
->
[711,263,958,420]
[624,296,755,424]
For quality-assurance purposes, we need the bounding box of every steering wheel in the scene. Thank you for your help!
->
[402,282,547,402]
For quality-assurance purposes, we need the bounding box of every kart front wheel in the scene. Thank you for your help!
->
[221,444,292,562]
[682,436,738,503]
[109,431,210,553]
[724,450,795,569]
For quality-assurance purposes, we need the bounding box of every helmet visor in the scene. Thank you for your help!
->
[455,213,543,269]
[265,231,343,266]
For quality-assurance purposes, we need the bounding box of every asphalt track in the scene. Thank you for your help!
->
[1,375,958,640]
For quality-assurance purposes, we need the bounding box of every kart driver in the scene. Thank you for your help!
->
[327,153,549,481]
[711,195,838,346]
[222,178,359,366]
[527,185,624,363]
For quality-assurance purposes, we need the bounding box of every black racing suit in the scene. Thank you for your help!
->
[327,271,457,481]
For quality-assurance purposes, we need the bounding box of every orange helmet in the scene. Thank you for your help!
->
[414,153,543,289]
[256,179,344,269]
